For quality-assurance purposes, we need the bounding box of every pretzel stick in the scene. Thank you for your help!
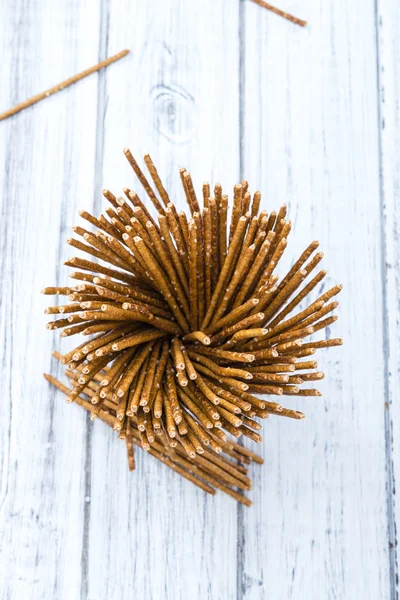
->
[0,50,130,122]
[250,0,306,27]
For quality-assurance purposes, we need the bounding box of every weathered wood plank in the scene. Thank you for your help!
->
[376,1,400,597]
[0,0,398,598]
[84,1,241,599]
[239,1,391,598]
[0,1,101,598]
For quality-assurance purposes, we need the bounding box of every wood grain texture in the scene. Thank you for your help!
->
[82,1,241,599]
[239,1,393,598]
[0,0,398,598]
[0,1,101,598]
[376,0,400,597]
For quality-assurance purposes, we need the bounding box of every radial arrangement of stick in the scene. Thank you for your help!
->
[43,149,342,505]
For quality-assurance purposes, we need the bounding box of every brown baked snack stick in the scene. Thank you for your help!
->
[0,50,130,122]
[249,0,306,26]
[44,150,341,505]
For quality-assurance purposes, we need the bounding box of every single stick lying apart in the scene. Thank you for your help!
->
[250,0,307,27]
[0,49,130,122]
[43,149,342,504]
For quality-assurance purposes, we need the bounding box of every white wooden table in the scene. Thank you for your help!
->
[0,1,398,598]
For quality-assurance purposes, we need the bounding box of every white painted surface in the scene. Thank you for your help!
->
[0,1,397,599]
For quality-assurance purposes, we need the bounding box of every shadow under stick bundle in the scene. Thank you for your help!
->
[43,149,342,506]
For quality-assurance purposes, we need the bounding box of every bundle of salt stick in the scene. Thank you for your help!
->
[43,149,342,505]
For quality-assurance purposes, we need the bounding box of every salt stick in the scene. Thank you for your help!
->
[125,419,135,471]
[83,232,129,269]
[129,199,159,241]
[242,191,251,213]
[143,155,170,207]
[178,211,190,251]
[210,244,256,327]
[140,342,161,408]
[303,252,324,278]
[123,149,165,214]
[129,358,149,414]
[158,215,190,297]
[206,381,252,412]
[63,322,97,337]
[117,199,135,221]
[98,214,123,240]
[187,350,252,381]
[256,238,288,292]
[180,346,197,380]
[171,337,185,371]
[42,286,76,295]
[242,217,259,251]
[264,300,324,339]
[43,151,343,504]
[65,256,137,287]
[209,297,259,334]
[101,188,118,210]
[297,302,339,331]
[82,327,133,357]
[165,366,183,424]
[261,269,308,325]
[170,444,251,503]
[50,371,256,499]
[194,363,249,393]
[99,358,129,400]
[211,312,265,345]
[67,237,126,271]
[267,270,328,329]
[133,236,190,334]
[94,276,164,307]
[153,390,163,419]
[105,235,147,277]
[145,222,190,316]
[186,382,220,422]
[129,210,155,244]
[284,348,317,359]
[258,213,269,232]
[202,183,211,208]
[193,374,222,406]
[202,216,249,329]
[233,238,272,309]
[187,345,255,363]
[182,331,210,345]
[203,207,212,306]
[162,392,177,438]
[262,325,315,347]
[219,195,228,268]
[225,328,269,347]
[188,220,199,330]
[209,199,219,292]
[78,354,112,385]
[229,184,243,243]
[0,50,130,122]
[299,338,343,351]
[183,171,201,214]
[114,205,131,227]
[178,388,213,430]
[165,207,189,272]
[249,191,260,219]
[192,212,206,325]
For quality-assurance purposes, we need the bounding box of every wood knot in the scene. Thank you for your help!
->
[151,84,196,145]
